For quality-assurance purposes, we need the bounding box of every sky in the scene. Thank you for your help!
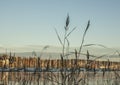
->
[0,0,120,52]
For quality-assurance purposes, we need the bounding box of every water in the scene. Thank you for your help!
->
[0,71,120,85]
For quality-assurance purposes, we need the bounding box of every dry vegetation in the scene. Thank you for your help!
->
[0,55,119,70]
[0,15,120,85]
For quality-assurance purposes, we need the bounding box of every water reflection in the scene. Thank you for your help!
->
[0,71,120,85]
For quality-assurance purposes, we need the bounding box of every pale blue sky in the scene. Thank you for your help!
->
[0,0,120,50]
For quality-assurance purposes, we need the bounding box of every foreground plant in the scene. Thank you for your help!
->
[54,14,91,85]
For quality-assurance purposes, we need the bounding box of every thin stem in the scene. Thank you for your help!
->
[62,30,67,57]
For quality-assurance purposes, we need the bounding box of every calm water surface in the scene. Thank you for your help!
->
[0,71,120,85]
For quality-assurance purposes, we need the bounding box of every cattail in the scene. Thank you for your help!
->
[65,14,70,31]
[107,59,110,71]
[75,49,78,66]
[102,69,105,77]
[86,50,89,60]
[46,59,50,71]
[60,54,64,68]
[93,66,96,76]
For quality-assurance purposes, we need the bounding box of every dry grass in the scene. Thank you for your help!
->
[0,15,120,85]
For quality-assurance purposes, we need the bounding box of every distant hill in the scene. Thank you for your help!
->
[0,45,119,61]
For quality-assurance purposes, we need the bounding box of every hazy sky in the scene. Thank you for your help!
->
[0,0,120,51]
